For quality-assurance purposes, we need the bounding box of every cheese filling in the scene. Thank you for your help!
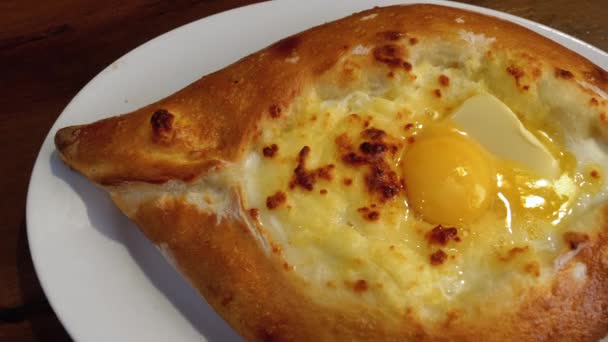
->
[239,44,606,322]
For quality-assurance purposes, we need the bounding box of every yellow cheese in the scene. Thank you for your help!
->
[241,59,598,322]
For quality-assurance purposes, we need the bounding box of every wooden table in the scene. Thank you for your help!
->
[1,0,606,340]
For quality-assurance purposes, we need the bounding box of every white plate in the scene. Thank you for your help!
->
[27,1,608,341]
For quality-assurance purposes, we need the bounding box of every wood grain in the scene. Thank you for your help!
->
[1,0,605,340]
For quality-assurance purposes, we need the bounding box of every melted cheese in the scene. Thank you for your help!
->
[240,45,607,323]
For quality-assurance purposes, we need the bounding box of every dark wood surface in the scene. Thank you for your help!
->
[1,0,606,340]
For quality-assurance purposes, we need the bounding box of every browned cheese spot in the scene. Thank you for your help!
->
[366,164,402,200]
[320,189,328,195]
[407,136,416,144]
[353,279,369,292]
[506,65,525,88]
[339,129,403,202]
[367,211,380,221]
[342,152,367,165]
[427,225,460,246]
[365,115,375,125]
[266,191,286,209]
[343,178,353,186]
[434,89,442,98]
[600,112,607,124]
[360,141,387,155]
[150,109,174,144]
[524,261,541,277]
[404,123,414,130]
[263,144,279,158]
[373,44,411,70]
[409,37,418,45]
[269,104,282,118]
[438,74,450,87]
[555,68,574,79]
[563,231,589,250]
[430,250,448,266]
[361,128,386,141]
[289,146,335,191]
[335,133,354,153]
[499,246,529,262]
[357,207,381,221]
[590,97,599,106]
[522,85,530,91]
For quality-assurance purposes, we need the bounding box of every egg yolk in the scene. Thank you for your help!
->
[402,129,496,225]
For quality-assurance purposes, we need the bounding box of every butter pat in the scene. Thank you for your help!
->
[451,93,559,179]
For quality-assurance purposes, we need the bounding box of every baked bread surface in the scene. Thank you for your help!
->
[55,5,608,341]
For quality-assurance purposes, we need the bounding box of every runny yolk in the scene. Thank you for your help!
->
[402,128,496,225]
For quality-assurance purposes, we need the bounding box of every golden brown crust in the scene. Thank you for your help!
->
[55,4,607,185]
[133,198,608,341]
[55,4,608,341]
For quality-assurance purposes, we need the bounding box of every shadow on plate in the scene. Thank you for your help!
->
[50,150,242,342]
[16,217,72,341]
